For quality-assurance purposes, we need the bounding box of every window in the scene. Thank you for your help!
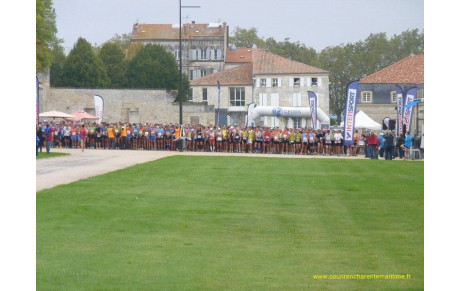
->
[201,70,207,77]
[311,77,318,86]
[214,49,218,60]
[260,78,266,87]
[293,78,300,87]
[189,70,194,80]
[200,49,207,60]
[293,93,301,106]
[174,50,180,60]
[390,91,397,103]
[272,78,278,87]
[188,88,193,101]
[229,87,245,106]
[361,91,372,103]
[293,118,302,129]
[202,88,208,101]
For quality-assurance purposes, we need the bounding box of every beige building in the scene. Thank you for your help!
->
[359,55,424,136]
[130,22,228,80]
[190,48,330,127]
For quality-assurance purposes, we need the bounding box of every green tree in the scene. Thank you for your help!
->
[229,27,266,49]
[49,44,66,87]
[62,38,110,88]
[99,42,127,88]
[36,0,60,72]
[125,44,180,90]
[108,33,132,51]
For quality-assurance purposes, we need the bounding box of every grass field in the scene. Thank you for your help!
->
[36,152,70,159]
[36,156,424,290]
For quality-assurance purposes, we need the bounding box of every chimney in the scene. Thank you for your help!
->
[191,21,195,28]
[133,23,138,35]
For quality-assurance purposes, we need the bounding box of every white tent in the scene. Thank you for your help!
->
[340,110,382,131]
[354,110,382,130]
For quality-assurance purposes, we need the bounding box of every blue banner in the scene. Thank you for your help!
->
[307,91,318,130]
[403,88,417,133]
[36,76,39,125]
[403,99,422,108]
[395,85,404,137]
[343,81,359,146]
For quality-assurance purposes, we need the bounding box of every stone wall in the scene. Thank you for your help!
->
[41,87,215,125]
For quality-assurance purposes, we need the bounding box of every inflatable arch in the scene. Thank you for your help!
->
[247,105,330,128]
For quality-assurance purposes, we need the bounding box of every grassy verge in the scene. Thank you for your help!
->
[37,156,423,290]
[36,152,70,159]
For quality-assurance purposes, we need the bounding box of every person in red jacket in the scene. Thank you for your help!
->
[367,131,380,159]
[44,123,56,154]
[79,124,88,152]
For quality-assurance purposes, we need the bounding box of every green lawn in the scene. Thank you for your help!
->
[36,156,424,290]
[36,152,70,159]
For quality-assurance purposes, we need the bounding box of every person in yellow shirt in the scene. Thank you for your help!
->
[120,125,127,149]
[107,125,115,149]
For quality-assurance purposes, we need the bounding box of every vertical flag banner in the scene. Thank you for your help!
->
[247,103,256,127]
[395,85,404,137]
[403,88,417,133]
[307,91,318,130]
[217,81,221,126]
[36,76,40,125]
[94,95,104,123]
[343,81,359,146]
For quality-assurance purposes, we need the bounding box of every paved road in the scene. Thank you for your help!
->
[36,148,365,191]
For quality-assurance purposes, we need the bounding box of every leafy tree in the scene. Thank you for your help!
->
[36,0,61,72]
[125,44,181,90]
[61,38,110,88]
[99,42,127,88]
[49,44,66,87]
[108,33,132,51]
[229,27,266,49]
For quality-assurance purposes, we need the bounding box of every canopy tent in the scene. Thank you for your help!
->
[39,110,75,120]
[353,110,382,131]
[341,110,382,131]
[65,111,99,122]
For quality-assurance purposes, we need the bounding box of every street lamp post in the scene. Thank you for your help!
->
[179,0,200,125]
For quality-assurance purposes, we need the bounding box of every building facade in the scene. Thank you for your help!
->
[190,48,329,128]
[359,55,424,136]
[130,22,228,80]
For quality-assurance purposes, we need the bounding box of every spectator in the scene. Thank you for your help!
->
[367,132,379,159]
[384,131,395,160]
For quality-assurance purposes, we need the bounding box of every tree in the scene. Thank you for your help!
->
[229,27,266,49]
[99,42,127,88]
[49,44,66,87]
[61,38,110,88]
[36,0,60,72]
[125,44,181,90]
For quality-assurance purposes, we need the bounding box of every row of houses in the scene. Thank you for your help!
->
[39,21,424,136]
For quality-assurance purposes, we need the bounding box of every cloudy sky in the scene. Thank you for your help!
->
[53,0,424,53]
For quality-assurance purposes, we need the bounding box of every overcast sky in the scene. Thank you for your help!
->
[53,0,424,53]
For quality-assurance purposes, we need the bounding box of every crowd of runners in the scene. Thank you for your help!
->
[36,121,422,159]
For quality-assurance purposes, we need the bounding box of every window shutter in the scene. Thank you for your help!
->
[306,77,312,87]
[318,77,322,87]
[271,93,279,106]
[278,78,281,87]
[256,78,260,88]
[206,48,211,60]
[190,49,195,60]
[217,49,222,60]
[289,78,294,87]
[300,78,304,87]
[266,78,271,87]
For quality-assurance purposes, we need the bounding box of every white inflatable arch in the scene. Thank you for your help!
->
[247,105,330,128]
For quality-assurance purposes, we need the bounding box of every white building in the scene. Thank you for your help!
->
[190,48,330,128]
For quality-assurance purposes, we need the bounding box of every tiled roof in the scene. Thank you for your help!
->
[360,55,424,84]
[225,48,253,63]
[191,48,329,86]
[190,63,253,86]
[252,49,327,75]
[131,22,226,40]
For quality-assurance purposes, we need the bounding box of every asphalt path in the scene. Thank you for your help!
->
[36,148,365,192]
